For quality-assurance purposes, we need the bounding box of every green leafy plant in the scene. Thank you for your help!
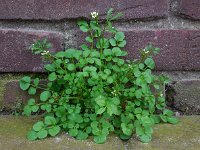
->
[19,8,178,144]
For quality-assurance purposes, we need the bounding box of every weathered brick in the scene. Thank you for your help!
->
[0,29,64,72]
[3,81,30,107]
[0,0,168,20]
[76,29,200,71]
[124,30,200,71]
[176,0,200,20]
[3,80,44,107]
[167,80,200,115]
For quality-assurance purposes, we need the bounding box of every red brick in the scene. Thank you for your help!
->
[176,0,200,20]
[76,29,200,71]
[0,29,64,72]
[0,0,168,20]
[3,81,30,107]
[124,30,200,71]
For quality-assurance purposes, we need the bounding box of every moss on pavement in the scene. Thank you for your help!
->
[0,116,199,150]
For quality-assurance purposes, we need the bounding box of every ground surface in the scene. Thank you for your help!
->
[0,116,199,150]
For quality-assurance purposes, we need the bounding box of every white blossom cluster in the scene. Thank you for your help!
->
[111,90,117,96]
[143,49,149,54]
[91,11,98,19]
[41,50,50,56]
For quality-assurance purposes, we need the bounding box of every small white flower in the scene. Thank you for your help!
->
[111,90,117,96]
[143,49,149,54]
[91,11,98,19]
[160,93,163,97]
[41,50,50,56]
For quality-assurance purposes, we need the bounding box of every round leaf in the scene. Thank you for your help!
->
[76,131,88,140]
[33,121,44,132]
[28,87,36,95]
[19,76,31,90]
[94,134,107,144]
[144,58,155,69]
[49,126,61,136]
[69,128,79,137]
[40,91,51,101]
[37,129,48,139]
[67,64,75,71]
[27,130,37,141]
[114,32,125,41]
[44,64,55,72]
[48,72,57,81]
[45,116,57,125]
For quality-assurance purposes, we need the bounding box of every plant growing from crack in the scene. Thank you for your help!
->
[19,8,178,144]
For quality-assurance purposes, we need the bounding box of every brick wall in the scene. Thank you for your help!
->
[0,0,200,114]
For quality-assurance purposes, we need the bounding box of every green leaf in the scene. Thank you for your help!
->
[86,127,92,134]
[28,98,35,105]
[134,108,142,114]
[80,26,89,32]
[37,129,48,139]
[111,12,123,20]
[44,64,55,72]
[76,131,88,140]
[97,107,106,114]
[109,38,116,46]
[107,76,114,84]
[67,64,76,71]
[41,104,52,112]
[33,121,44,132]
[31,105,39,112]
[77,20,88,27]
[112,47,122,56]
[94,134,107,144]
[141,116,153,127]
[49,126,61,136]
[28,87,36,95]
[83,50,90,58]
[33,78,40,86]
[65,89,72,94]
[96,38,109,49]
[114,32,125,41]
[81,44,90,51]
[103,49,112,56]
[107,104,119,116]
[104,69,111,75]
[139,134,152,143]
[167,117,179,124]
[111,97,120,105]
[23,105,32,116]
[27,130,37,141]
[144,58,155,69]
[118,40,126,47]
[95,95,106,107]
[69,128,79,137]
[136,126,144,136]
[19,76,31,90]
[106,8,114,20]
[48,72,57,81]
[163,109,174,116]
[121,123,132,136]
[85,36,93,43]
[40,91,51,101]
[45,116,57,125]
[135,90,142,99]
[55,51,67,58]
